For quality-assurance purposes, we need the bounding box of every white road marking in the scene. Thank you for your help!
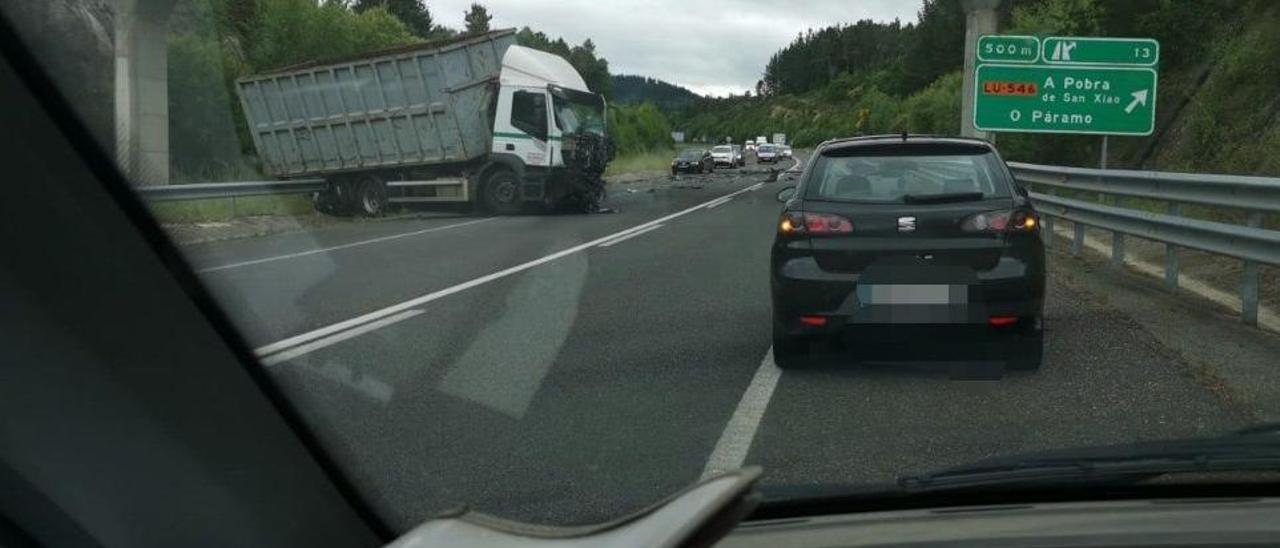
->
[706,197,733,209]
[199,217,494,273]
[254,183,765,359]
[437,251,587,418]
[701,347,783,480]
[259,309,424,366]
[747,182,764,191]
[597,224,664,247]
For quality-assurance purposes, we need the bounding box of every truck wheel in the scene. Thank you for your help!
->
[482,170,522,215]
[354,175,387,217]
[319,178,357,216]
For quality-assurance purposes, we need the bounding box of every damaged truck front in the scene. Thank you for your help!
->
[235,29,613,216]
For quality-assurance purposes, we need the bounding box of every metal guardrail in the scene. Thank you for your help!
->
[1009,162,1279,326]
[134,179,325,202]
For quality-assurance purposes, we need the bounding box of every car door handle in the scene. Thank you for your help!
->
[505,143,515,151]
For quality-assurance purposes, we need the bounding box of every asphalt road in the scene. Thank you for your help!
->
[182,156,1258,530]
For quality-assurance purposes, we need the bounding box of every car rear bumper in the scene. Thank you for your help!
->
[771,255,1044,338]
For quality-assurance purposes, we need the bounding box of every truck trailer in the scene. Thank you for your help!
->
[235,29,612,215]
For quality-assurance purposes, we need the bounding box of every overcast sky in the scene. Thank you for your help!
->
[428,0,925,97]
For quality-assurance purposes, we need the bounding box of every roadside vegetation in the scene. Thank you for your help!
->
[148,195,314,224]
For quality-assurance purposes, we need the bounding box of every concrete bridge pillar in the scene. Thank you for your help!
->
[112,0,175,185]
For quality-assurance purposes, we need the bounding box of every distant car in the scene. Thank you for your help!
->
[757,143,780,163]
[780,145,793,158]
[672,149,715,175]
[731,144,746,166]
[711,145,736,168]
[770,135,1045,370]
[745,140,756,152]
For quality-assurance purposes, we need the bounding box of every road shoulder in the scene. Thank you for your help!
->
[1048,245,1280,422]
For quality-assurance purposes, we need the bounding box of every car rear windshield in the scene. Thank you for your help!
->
[804,146,1011,204]
[679,150,703,159]
[713,146,732,153]
[759,145,776,152]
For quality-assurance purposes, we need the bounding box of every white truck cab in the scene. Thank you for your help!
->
[492,45,607,171]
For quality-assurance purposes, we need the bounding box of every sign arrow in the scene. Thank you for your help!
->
[1124,89,1149,114]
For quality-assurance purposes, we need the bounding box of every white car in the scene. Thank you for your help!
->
[744,140,756,152]
[780,145,792,158]
[756,143,779,163]
[710,145,736,168]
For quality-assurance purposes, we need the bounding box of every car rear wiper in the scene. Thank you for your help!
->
[903,191,985,204]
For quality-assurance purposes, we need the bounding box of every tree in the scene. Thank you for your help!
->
[353,0,433,38]
[464,3,492,34]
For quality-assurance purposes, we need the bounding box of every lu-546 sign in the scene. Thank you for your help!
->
[974,35,1159,136]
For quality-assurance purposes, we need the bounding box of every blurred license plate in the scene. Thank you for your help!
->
[859,284,966,305]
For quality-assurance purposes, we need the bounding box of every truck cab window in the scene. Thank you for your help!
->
[511,90,548,140]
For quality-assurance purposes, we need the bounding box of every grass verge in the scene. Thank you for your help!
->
[605,148,677,178]
[148,194,314,224]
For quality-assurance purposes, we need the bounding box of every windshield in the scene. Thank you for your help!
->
[552,90,606,136]
[805,151,1010,203]
[7,0,1280,536]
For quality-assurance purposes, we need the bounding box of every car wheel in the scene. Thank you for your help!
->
[1006,319,1044,371]
[772,322,809,369]
[482,169,522,215]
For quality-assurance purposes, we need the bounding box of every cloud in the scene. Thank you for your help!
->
[426,0,923,96]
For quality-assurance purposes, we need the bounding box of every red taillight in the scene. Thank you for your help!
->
[962,209,1039,233]
[779,212,854,235]
[989,315,1019,327]
[799,315,828,326]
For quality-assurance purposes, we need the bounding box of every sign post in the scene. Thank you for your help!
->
[960,0,1002,140]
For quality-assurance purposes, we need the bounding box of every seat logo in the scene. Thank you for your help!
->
[898,216,917,232]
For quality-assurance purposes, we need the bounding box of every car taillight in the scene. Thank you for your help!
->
[961,209,1038,233]
[779,212,854,235]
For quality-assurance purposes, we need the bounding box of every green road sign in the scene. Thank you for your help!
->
[974,64,1157,135]
[1042,37,1159,66]
[977,35,1039,63]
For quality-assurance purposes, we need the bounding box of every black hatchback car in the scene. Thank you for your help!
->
[770,136,1045,371]
[672,148,715,175]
